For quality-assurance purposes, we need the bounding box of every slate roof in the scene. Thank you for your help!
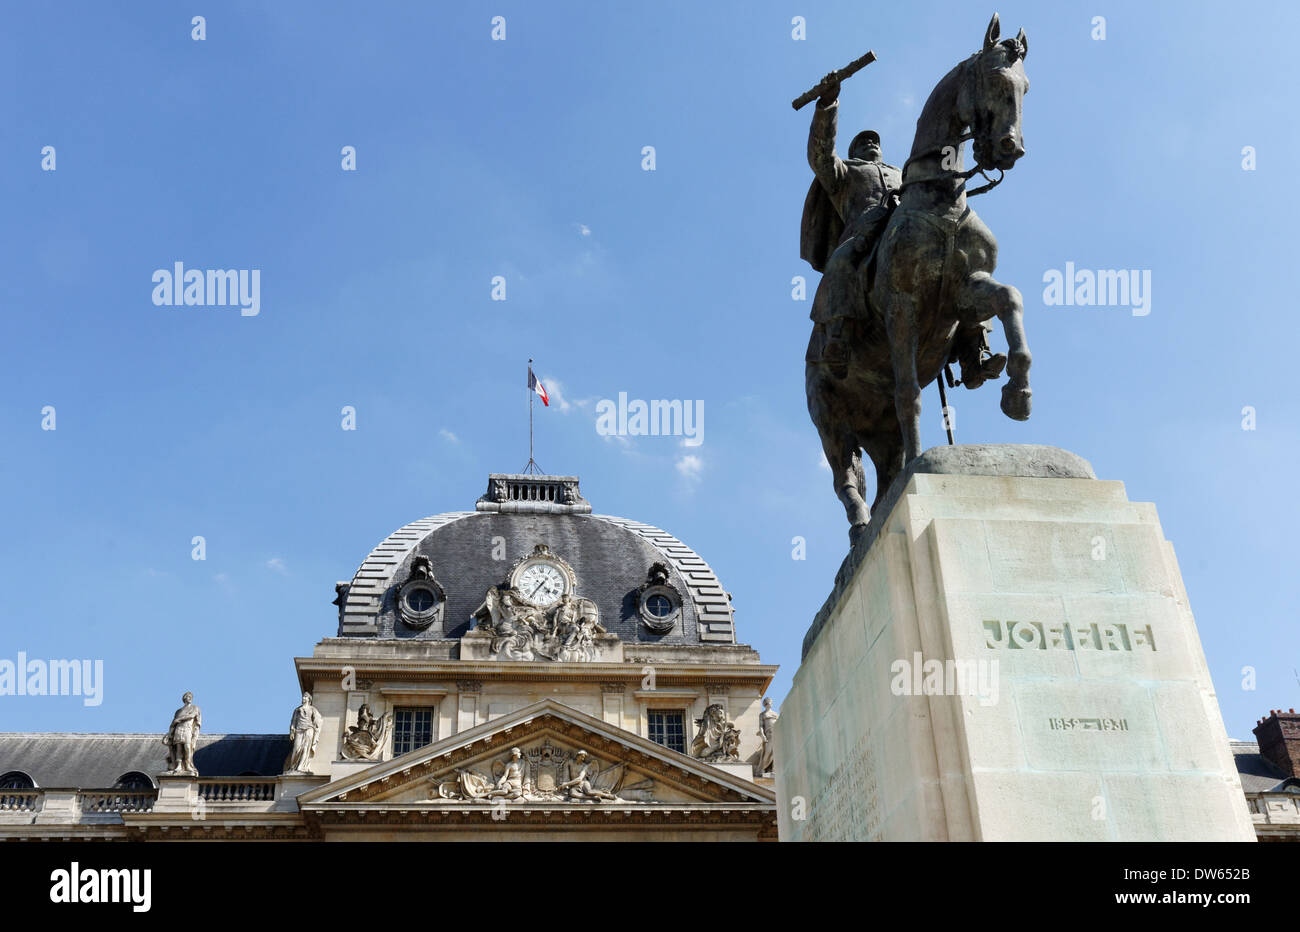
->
[338,479,737,646]
[1231,740,1289,793]
[0,733,289,788]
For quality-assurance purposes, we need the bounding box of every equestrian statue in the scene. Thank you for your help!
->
[797,12,1033,542]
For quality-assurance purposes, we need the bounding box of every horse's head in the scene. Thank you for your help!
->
[964,13,1029,172]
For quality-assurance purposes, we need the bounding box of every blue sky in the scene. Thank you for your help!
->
[0,0,1295,741]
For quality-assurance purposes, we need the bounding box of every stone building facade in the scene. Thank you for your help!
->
[0,474,779,840]
[1232,709,1300,841]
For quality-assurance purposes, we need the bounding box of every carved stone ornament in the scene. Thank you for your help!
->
[397,555,446,630]
[340,703,393,761]
[691,703,742,763]
[637,561,682,634]
[470,545,608,661]
[432,740,654,803]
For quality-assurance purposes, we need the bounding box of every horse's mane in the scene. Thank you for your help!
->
[908,53,977,162]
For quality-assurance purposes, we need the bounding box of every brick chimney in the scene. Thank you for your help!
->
[1252,709,1300,778]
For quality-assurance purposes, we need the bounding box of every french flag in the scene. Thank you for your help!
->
[528,366,549,406]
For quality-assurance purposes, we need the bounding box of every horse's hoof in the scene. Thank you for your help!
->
[1001,384,1032,421]
[848,522,869,545]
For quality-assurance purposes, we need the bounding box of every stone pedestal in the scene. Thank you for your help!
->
[151,775,198,814]
[32,791,79,824]
[329,760,378,783]
[708,761,758,782]
[774,446,1255,842]
[276,774,331,812]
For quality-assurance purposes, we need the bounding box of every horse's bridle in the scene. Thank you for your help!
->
[895,56,1006,200]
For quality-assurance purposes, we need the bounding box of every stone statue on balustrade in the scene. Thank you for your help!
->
[284,692,323,774]
[756,697,779,775]
[162,691,202,776]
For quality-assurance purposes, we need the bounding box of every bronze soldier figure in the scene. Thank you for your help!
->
[801,76,901,378]
[801,74,1005,388]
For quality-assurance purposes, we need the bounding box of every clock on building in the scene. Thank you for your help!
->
[509,545,574,608]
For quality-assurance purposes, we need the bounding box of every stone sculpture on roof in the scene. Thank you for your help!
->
[340,704,392,761]
[756,697,779,776]
[162,691,202,776]
[691,703,742,763]
[284,692,323,775]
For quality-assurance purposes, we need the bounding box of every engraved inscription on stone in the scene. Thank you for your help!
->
[1048,717,1129,732]
[806,733,881,842]
[983,619,1156,652]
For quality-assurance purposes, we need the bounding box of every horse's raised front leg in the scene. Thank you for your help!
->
[958,271,1032,421]
[884,295,923,462]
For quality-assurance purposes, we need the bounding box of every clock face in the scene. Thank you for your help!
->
[516,562,566,607]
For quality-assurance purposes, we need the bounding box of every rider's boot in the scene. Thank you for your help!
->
[956,322,1006,390]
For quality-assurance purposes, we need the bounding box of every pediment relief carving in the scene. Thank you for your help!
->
[431,740,655,803]
[316,712,762,808]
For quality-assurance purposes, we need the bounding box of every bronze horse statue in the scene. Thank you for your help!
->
[805,13,1032,541]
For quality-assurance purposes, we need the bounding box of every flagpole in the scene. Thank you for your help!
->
[523,358,543,474]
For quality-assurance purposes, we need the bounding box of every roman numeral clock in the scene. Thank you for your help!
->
[470,545,608,662]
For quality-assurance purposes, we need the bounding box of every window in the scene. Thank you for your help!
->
[646,594,674,617]
[637,584,681,633]
[406,588,436,612]
[0,771,34,790]
[647,710,686,754]
[113,772,154,790]
[392,707,434,756]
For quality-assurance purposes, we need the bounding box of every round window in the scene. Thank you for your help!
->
[646,594,674,617]
[638,586,680,633]
[405,587,437,613]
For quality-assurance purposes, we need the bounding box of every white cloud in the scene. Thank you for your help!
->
[676,454,703,481]
[541,376,573,414]
[266,557,288,575]
[577,223,592,237]
[439,428,459,443]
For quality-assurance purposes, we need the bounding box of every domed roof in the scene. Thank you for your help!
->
[336,475,736,647]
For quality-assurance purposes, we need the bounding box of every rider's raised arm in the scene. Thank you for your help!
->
[808,96,846,197]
